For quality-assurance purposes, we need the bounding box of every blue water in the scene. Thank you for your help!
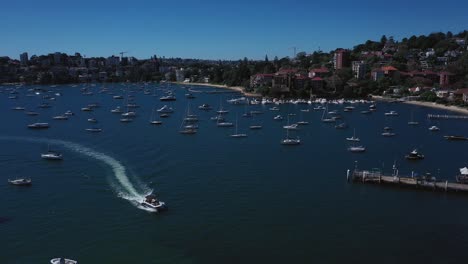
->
[1,83,468,264]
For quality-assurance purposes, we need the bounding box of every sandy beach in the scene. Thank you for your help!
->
[171,82,262,97]
[372,95,468,115]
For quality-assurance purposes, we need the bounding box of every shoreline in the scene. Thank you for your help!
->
[372,95,468,115]
[171,82,262,97]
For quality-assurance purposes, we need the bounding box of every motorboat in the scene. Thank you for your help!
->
[444,135,467,141]
[179,128,197,134]
[140,194,167,212]
[11,106,25,110]
[273,115,283,121]
[297,121,309,125]
[28,122,50,129]
[53,115,69,120]
[157,105,174,113]
[111,107,123,113]
[150,120,162,125]
[81,107,93,112]
[428,126,440,131]
[405,149,424,160]
[198,104,212,110]
[360,110,371,114]
[121,111,136,117]
[160,113,170,118]
[185,93,195,99]
[50,258,78,264]
[8,178,32,186]
[348,145,366,152]
[160,95,176,101]
[120,118,133,123]
[384,111,398,116]
[382,132,396,137]
[41,146,63,160]
[113,95,124,99]
[283,124,299,130]
[85,128,102,132]
[335,123,348,129]
[281,138,301,145]
[87,118,98,123]
[217,122,234,127]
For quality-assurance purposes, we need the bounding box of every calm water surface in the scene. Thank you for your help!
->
[1,83,467,264]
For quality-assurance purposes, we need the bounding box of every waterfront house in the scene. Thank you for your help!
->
[250,73,274,88]
[453,88,468,103]
[308,67,330,78]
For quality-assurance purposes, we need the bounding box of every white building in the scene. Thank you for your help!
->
[352,61,367,80]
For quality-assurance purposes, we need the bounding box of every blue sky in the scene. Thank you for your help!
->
[1,0,467,60]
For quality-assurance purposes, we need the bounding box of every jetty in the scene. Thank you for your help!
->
[347,168,468,194]
[428,114,468,120]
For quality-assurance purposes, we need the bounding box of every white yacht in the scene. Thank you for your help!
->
[281,128,300,145]
[348,145,366,152]
[28,122,50,129]
[41,145,63,160]
[428,126,440,131]
[50,258,78,264]
[273,115,283,121]
[346,129,360,142]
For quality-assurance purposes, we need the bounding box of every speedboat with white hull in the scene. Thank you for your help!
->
[141,194,167,212]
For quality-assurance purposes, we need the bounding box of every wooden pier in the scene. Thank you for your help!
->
[347,169,468,193]
[428,114,468,120]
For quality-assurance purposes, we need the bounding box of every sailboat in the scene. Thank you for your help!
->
[41,144,63,160]
[216,97,229,115]
[408,110,419,125]
[249,114,262,129]
[281,127,300,145]
[321,104,336,123]
[179,103,197,134]
[149,107,162,125]
[346,129,360,142]
[230,115,247,138]
[297,111,309,125]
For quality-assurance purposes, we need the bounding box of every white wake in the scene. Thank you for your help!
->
[0,136,154,210]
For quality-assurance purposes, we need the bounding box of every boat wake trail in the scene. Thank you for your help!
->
[0,136,153,211]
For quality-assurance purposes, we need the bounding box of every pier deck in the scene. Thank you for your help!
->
[348,170,468,193]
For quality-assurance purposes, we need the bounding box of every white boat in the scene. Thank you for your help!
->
[50,258,78,264]
[157,105,174,113]
[281,128,300,145]
[111,107,123,113]
[11,106,25,110]
[121,111,136,117]
[64,110,74,116]
[85,128,102,132]
[180,103,198,134]
[384,111,398,116]
[348,145,366,152]
[217,121,234,127]
[149,108,162,125]
[159,95,176,101]
[382,132,396,137]
[269,107,280,111]
[429,126,440,131]
[41,145,63,160]
[113,95,124,99]
[283,124,299,130]
[249,125,262,129]
[52,115,68,120]
[28,122,50,129]
[273,115,283,120]
[408,111,419,125]
[87,118,98,123]
[346,129,360,142]
[230,116,247,138]
[141,194,167,212]
[81,107,92,112]
[120,118,133,123]
[405,149,425,160]
[26,111,39,116]
[8,178,32,186]
[198,104,212,110]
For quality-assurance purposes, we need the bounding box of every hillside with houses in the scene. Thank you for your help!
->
[1,31,467,105]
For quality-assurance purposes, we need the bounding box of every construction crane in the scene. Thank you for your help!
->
[119,51,128,60]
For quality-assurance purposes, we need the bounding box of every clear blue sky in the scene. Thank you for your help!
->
[2,0,467,60]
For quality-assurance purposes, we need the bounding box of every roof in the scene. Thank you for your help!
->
[454,88,468,95]
[311,77,324,81]
[381,66,398,71]
[310,67,329,73]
